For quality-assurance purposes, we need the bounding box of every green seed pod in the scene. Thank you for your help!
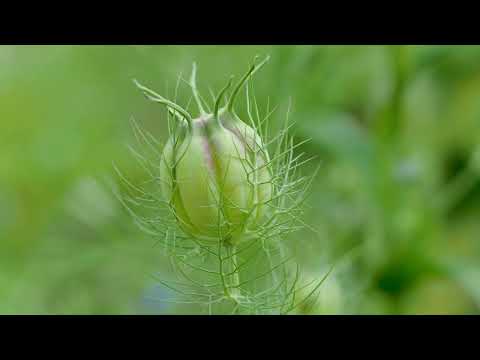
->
[138,57,273,245]
[160,107,272,245]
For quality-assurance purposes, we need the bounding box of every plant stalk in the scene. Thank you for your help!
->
[225,243,241,302]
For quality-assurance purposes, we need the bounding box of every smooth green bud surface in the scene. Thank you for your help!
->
[160,112,272,244]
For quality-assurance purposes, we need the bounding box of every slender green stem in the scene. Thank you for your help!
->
[225,243,241,301]
[190,62,207,116]
[213,77,233,127]
[133,78,192,128]
[227,55,270,113]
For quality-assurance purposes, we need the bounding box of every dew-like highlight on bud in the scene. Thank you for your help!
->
[114,56,327,314]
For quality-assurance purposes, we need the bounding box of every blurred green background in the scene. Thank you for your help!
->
[1,45,480,314]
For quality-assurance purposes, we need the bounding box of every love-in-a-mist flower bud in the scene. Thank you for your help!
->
[124,56,317,314]
[136,57,273,245]
[160,111,272,244]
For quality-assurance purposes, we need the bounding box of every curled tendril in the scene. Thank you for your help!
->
[214,76,234,124]
[189,62,207,116]
[227,55,270,113]
[133,78,193,129]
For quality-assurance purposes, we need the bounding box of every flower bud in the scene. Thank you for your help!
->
[135,56,273,245]
[160,110,272,244]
